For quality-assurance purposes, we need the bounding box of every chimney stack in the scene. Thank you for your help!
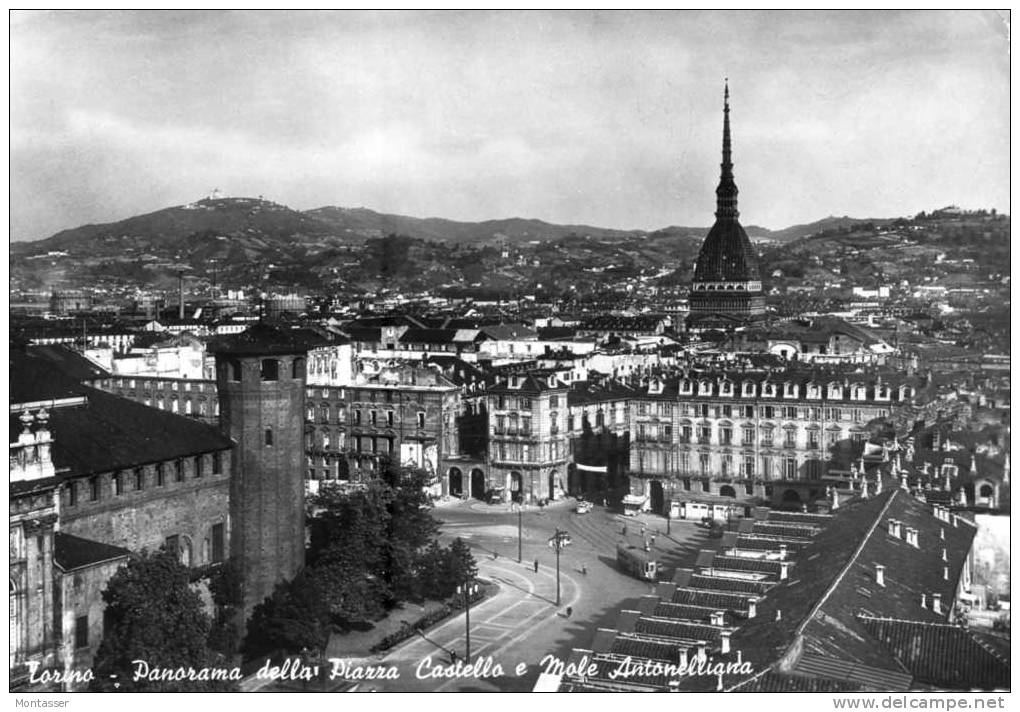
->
[775,609,782,622]
[676,647,689,669]
[932,593,942,614]
[696,640,708,664]
[942,547,948,562]
[178,271,185,320]
[747,598,757,619]
[875,564,885,587]
[720,630,731,655]
[920,593,927,609]
[905,527,919,548]
[943,565,949,581]
[779,561,791,580]
[710,611,726,627]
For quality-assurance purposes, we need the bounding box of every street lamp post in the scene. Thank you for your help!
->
[516,503,523,563]
[456,580,479,663]
[549,528,569,606]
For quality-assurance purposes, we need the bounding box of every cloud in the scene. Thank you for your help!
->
[9,10,1010,240]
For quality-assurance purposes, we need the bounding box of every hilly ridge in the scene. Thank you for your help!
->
[10,195,935,295]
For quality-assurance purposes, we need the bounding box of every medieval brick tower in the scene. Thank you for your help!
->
[212,324,313,616]
[687,82,767,329]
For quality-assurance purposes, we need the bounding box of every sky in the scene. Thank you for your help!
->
[9,10,1011,241]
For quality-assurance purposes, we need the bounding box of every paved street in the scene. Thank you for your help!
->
[333,498,714,691]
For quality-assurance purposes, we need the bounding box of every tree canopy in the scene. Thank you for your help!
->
[91,548,236,691]
[243,460,477,658]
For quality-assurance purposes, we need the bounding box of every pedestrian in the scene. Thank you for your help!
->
[534,559,539,573]
[581,564,587,575]
[650,534,656,546]
[566,606,573,618]
[492,551,498,560]
[622,524,628,536]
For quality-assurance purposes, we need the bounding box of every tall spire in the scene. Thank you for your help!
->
[716,79,739,220]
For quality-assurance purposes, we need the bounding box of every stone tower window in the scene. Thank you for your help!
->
[265,428,274,446]
[292,358,305,380]
[228,359,242,382]
[261,359,279,382]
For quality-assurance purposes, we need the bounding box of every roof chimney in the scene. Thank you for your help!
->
[887,519,900,538]
[710,610,726,627]
[747,598,758,619]
[779,561,791,580]
[775,609,782,622]
[940,527,945,541]
[720,630,731,655]
[676,647,689,669]
[943,565,949,581]
[942,547,948,562]
[696,640,708,664]
[920,592,927,609]
[875,564,885,587]
[778,544,789,560]
[905,527,919,548]
[932,593,942,614]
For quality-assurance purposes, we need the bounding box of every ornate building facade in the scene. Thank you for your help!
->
[627,371,918,517]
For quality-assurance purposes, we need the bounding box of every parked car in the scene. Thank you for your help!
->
[575,500,594,514]
[549,532,573,547]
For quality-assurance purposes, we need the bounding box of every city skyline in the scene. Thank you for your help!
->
[10,10,1010,242]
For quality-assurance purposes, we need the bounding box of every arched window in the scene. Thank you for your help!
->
[261,359,279,381]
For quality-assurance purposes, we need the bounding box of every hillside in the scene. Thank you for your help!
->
[10,197,1007,299]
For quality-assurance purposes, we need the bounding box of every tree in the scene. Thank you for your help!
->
[440,538,478,597]
[207,557,245,657]
[243,570,330,660]
[91,548,234,691]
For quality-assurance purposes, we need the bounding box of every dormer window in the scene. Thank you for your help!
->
[719,380,733,397]
[648,379,663,395]
[852,385,866,401]
[741,381,755,397]
[761,382,776,398]
[680,379,693,395]
[783,382,798,398]
[827,383,843,399]
[806,384,821,399]
[698,380,713,396]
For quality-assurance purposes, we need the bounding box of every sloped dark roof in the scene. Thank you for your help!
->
[858,616,1011,690]
[399,328,459,344]
[726,489,977,688]
[209,322,327,356]
[479,323,538,340]
[486,374,565,395]
[45,387,233,478]
[731,671,864,693]
[692,219,762,283]
[10,349,88,404]
[344,326,383,343]
[25,344,110,380]
[55,532,131,572]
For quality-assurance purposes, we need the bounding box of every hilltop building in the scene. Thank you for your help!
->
[687,83,767,329]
